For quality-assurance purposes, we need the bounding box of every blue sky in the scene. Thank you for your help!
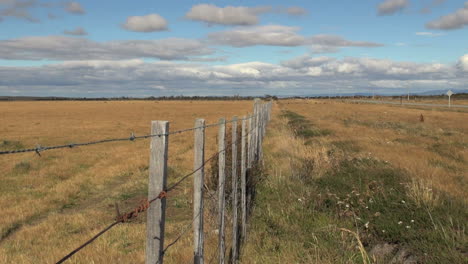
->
[0,0,467,97]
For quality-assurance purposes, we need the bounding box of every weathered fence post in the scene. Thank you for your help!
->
[254,98,262,163]
[240,116,247,240]
[253,99,261,162]
[193,119,205,264]
[247,115,253,169]
[146,121,169,264]
[231,116,239,264]
[218,118,226,264]
[258,104,264,161]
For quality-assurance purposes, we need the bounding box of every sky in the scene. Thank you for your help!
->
[0,0,467,97]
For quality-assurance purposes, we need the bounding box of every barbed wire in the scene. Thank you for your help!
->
[54,123,257,263]
[0,115,256,156]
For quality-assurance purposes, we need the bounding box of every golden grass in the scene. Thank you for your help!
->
[0,100,252,264]
[242,99,466,263]
[240,108,370,263]
[360,97,468,106]
[279,99,467,202]
[1,99,466,263]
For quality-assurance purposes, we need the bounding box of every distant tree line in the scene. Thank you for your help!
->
[0,95,279,102]
[1,93,466,101]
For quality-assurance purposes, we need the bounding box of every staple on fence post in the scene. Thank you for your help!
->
[231,116,239,264]
[240,116,247,241]
[146,121,169,264]
[217,118,226,264]
[193,118,205,264]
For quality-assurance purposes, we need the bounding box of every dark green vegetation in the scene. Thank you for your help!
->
[247,110,467,263]
[281,110,332,139]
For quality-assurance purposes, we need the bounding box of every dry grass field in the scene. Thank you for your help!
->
[282,99,467,200]
[0,100,253,263]
[1,99,466,263]
[243,99,467,263]
[359,96,468,106]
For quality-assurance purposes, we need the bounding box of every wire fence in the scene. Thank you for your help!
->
[1,99,272,264]
[56,122,258,264]
[0,116,253,156]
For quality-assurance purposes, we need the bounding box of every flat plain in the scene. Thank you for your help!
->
[0,99,466,263]
[0,100,252,263]
[243,99,467,263]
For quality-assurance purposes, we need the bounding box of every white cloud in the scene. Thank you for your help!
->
[426,2,468,30]
[185,4,271,25]
[0,36,214,61]
[308,35,383,53]
[0,0,40,22]
[377,0,409,15]
[65,1,84,15]
[122,14,168,32]
[63,27,87,36]
[415,31,444,37]
[2,55,464,97]
[208,26,383,51]
[208,25,305,47]
[281,55,452,78]
[281,55,333,69]
[458,54,468,71]
[60,59,145,68]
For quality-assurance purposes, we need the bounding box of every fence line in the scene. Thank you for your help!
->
[1,99,273,264]
[55,123,258,263]
[0,116,254,156]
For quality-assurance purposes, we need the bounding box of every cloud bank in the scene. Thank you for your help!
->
[1,55,466,97]
[122,14,168,32]
[0,36,214,60]
[185,4,272,26]
[377,0,409,15]
[426,2,468,30]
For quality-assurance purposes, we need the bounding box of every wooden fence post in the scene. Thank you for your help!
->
[253,99,261,163]
[218,118,226,264]
[193,119,205,264]
[146,121,169,264]
[240,116,247,240]
[247,115,253,169]
[231,116,239,263]
[252,99,260,163]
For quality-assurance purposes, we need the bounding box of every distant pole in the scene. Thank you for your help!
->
[217,118,226,264]
[240,117,247,240]
[407,87,410,101]
[231,116,239,264]
[146,121,169,264]
[193,119,205,264]
[446,90,454,108]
